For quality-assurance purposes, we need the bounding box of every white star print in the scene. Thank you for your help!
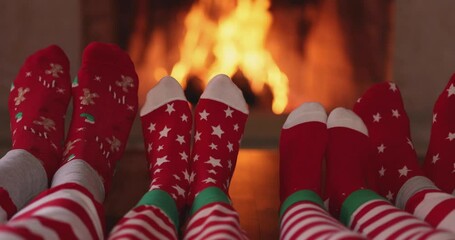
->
[148,123,156,132]
[392,109,400,118]
[190,172,196,183]
[193,154,200,161]
[173,185,185,197]
[379,166,386,177]
[199,110,209,120]
[206,156,222,167]
[203,178,216,184]
[154,168,162,174]
[176,135,185,145]
[25,71,32,77]
[398,165,411,177]
[377,144,386,153]
[452,163,455,173]
[447,83,455,97]
[446,132,455,141]
[228,160,233,170]
[357,97,362,103]
[227,142,234,152]
[373,113,382,122]
[389,82,397,92]
[173,174,181,181]
[208,169,217,174]
[155,156,170,166]
[211,125,224,138]
[433,113,437,123]
[181,114,188,122]
[157,145,164,152]
[180,151,188,161]
[386,191,394,201]
[209,143,218,150]
[432,154,440,164]
[224,107,234,118]
[234,124,239,131]
[94,76,101,81]
[183,170,191,182]
[147,143,153,153]
[150,184,162,191]
[159,126,171,139]
[127,105,135,111]
[195,131,202,142]
[165,103,175,115]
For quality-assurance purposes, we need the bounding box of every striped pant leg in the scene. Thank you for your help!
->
[183,202,248,240]
[405,189,455,234]
[0,182,104,240]
[349,199,455,239]
[280,201,366,240]
[0,187,16,223]
[108,205,178,240]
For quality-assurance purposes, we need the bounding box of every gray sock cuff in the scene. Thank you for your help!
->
[0,149,48,209]
[52,160,105,203]
[396,176,437,209]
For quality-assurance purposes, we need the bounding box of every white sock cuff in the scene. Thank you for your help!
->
[396,176,437,209]
[200,74,249,114]
[0,149,48,209]
[327,107,368,136]
[52,160,105,203]
[140,76,187,117]
[283,102,327,129]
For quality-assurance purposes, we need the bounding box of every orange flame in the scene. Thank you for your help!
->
[170,0,288,114]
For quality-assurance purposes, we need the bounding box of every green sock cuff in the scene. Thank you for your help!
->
[190,187,230,216]
[137,190,179,229]
[280,190,324,219]
[340,189,384,226]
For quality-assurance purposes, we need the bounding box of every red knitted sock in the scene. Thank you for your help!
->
[326,108,370,217]
[140,76,192,212]
[424,74,455,194]
[8,45,71,178]
[62,42,138,193]
[187,74,249,205]
[353,82,424,204]
[279,102,328,202]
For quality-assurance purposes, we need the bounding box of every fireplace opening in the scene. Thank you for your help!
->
[107,0,393,114]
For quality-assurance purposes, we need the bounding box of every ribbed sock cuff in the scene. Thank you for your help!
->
[190,187,230,216]
[340,189,383,226]
[280,190,324,219]
[137,190,179,229]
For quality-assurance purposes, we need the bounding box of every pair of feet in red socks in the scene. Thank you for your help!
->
[281,79,455,217]
[139,74,249,215]
[9,42,138,194]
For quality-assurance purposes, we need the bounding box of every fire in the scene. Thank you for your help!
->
[170,0,288,114]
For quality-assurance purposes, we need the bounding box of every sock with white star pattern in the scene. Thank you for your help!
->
[423,74,455,194]
[58,42,138,198]
[353,82,425,204]
[326,108,455,239]
[139,75,192,228]
[326,107,370,217]
[0,45,71,221]
[187,74,249,215]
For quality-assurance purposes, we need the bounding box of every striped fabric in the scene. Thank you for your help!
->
[184,202,248,240]
[280,201,366,240]
[109,205,178,240]
[349,199,455,239]
[405,189,455,234]
[0,187,16,223]
[0,183,104,240]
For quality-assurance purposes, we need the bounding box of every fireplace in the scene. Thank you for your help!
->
[80,0,393,147]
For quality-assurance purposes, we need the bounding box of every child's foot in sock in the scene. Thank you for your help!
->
[280,102,328,202]
[326,108,370,217]
[353,82,425,204]
[62,42,138,194]
[140,76,192,212]
[424,74,455,194]
[8,45,71,178]
[188,74,249,208]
